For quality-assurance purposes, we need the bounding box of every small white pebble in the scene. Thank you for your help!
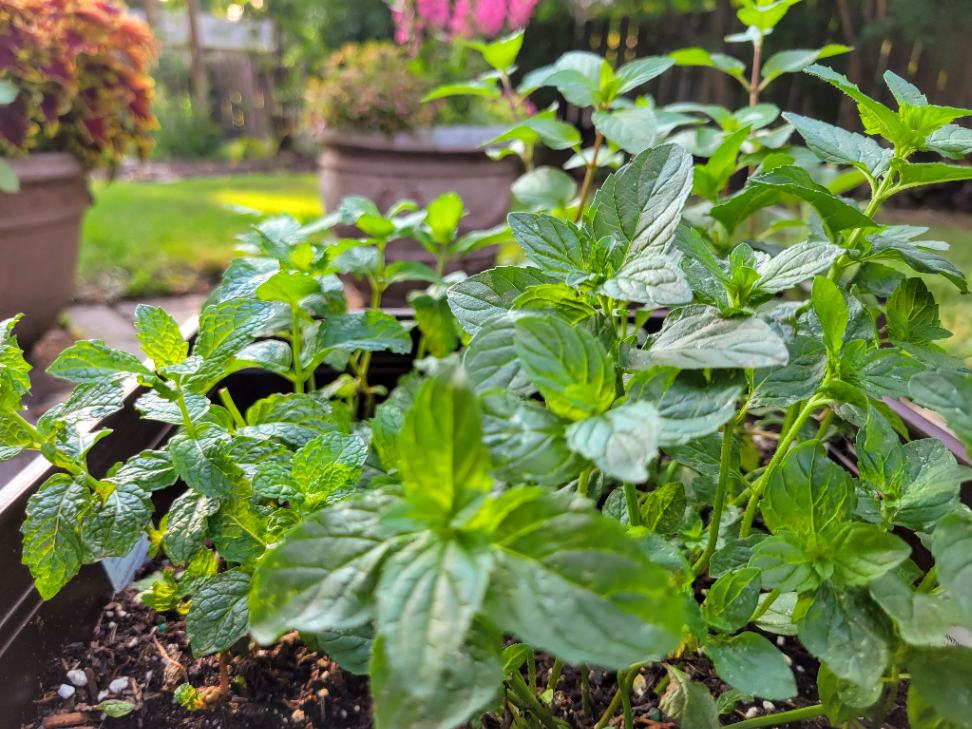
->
[631,673,647,697]
[353,705,360,712]
[340,710,348,719]
[98,690,109,701]
[762,701,775,711]
[744,707,759,719]
[116,609,128,618]
[777,636,785,646]
[57,684,76,700]
[108,677,129,694]
[107,621,118,630]
[796,665,806,673]
[144,671,153,683]
[126,637,138,648]
[66,669,87,687]
[783,654,793,666]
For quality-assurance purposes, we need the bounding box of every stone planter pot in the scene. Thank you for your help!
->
[318,126,517,301]
[0,153,89,347]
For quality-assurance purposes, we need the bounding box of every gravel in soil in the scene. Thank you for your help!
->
[27,581,909,729]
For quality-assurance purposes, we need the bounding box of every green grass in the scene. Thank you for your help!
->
[79,173,322,298]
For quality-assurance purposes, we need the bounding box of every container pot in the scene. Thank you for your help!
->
[0,153,90,348]
[1,309,969,724]
[318,126,518,301]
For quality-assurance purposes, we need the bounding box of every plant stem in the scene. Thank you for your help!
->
[593,672,626,729]
[576,468,593,498]
[917,565,938,593]
[830,173,897,282]
[508,673,561,729]
[218,388,246,430]
[814,409,834,441]
[723,704,825,729]
[749,588,781,623]
[176,386,199,438]
[546,658,564,694]
[574,131,604,222]
[739,396,823,537]
[580,665,592,718]
[619,670,634,729]
[623,482,642,527]
[291,304,305,394]
[528,652,537,693]
[749,34,764,107]
[694,420,735,576]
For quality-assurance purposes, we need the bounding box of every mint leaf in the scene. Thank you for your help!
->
[931,511,972,622]
[599,254,693,307]
[565,401,660,482]
[21,474,88,599]
[164,491,217,564]
[701,567,761,633]
[292,432,367,509]
[783,112,892,177]
[462,313,533,395]
[48,340,151,384]
[0,315,32,410]
[169,427,239,499]
[508,213,588,276]
[186,569,251,656]
[80,482,152,561]
[705,632,797,700]
[447,266,555,336]
[135,304,187,369]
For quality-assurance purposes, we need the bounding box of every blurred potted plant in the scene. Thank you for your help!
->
[0,0,156,346]
[308,2,537,277]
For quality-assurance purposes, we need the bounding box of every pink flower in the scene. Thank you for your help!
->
[391,2,414,44]
[449,0,472,37]
[417,0,450,28]
[507,0,537,28]
[473,0,506,36]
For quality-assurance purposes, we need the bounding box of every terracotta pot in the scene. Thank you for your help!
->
[318,126,517,303]
[0,153,89,347]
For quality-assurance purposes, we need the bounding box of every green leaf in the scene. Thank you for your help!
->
[887,278,951,344]
[895,439,970,530]
[893,159,972,190]
[164,490,217,564]
[818,663,883,724]
[317,311,412,357]
[514,315,615,420]
[868,226,968,293]
[762,442,854,537]
[646,306,788,369]
[615,56,674,93]
[486,489,682,667]
[134,305,187,369]
[931,511,972,622]
[489,112,581,151]
[409,290,460,358]
[169,427,239,499]
[736,0,800,31]
[370,626,502,729]
[80,482,152,561]
[812,275,848,357]
[508,213,588,275]
[112,449,177,492]
[885,70,928,106]
[481,392,584,487]
[783,112,892,177]
[756,241,843,294]
[292,432,367,509]
[591,144,693,256]
[762,45,851,84]
[670,47,745,81]
[908,683,968,729]
[924,124,972,159]
[749,534,817,592]
[209,498,268,564]
[255,270,320,306]
[309,624,373,675]
[829,522,911,586]
[565,401,659,482]
[659,665,720,729]
[599,255,693,307]
[0,316,31,410]
[397,372,492,516]
[910,369,972,450]
[423,80,499,101]
[591,108,657,155]
[425,191,464,243]
[462,313,533,396]
[375,534,492,691]
[447,266,555,336]
[48,340,151,384]
[511,167,577,209]
[21,474,88,599]
[250,490,400,642]
[192,299,274,378]
[94,699,135,718]
[701,567,762,633]
[908,646,972,728]
[869,571,961,647]
[635,373,741,447]
[185,570,250,656]
[477,30,523,70]
[705,632,797,700]
[798,584,889,689]
[639,481,687,536]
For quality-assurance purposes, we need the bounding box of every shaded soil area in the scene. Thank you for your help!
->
[25,581,909,729]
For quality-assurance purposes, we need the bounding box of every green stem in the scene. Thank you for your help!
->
[739,396,823,538]
[546,658,564,695]
[619,671,634,729]
[576,468,593,498]
[917,565,938,593]
[218,388,246,430]
[749,588,781,623]
[291,304,305,394]
[593,672,626,729]
[723,704,825,729]
[580,665,592,718]
[623,482,642,527]
[176,386,199,438]
[814,409,834,442]
[693,420,735,576]
[830,173,897,282]
[528,652,537,694]
[508,673,560,729]
[10,411,99,491]
[574,130,604,222]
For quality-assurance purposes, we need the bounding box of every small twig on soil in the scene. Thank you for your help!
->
[152,634,188,683]
[41,712,93,729]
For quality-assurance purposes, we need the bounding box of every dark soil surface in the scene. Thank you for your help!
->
[25,578,910,729]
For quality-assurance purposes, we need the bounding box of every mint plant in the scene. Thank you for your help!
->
[4,21,972,729]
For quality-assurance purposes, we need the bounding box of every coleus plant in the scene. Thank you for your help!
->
[2,43,972,729]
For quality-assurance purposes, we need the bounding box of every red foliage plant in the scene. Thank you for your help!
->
[0,0,157,170]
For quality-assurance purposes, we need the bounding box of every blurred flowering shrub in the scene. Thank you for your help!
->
[391,0,539,43]
[0,0,156,170]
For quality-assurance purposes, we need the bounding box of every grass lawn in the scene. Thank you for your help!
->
[79,173,322,298]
